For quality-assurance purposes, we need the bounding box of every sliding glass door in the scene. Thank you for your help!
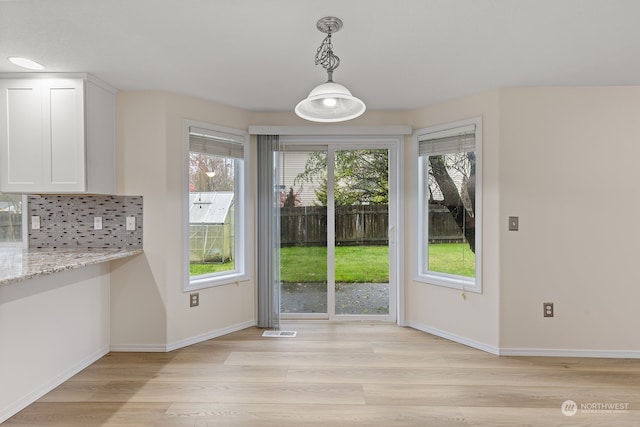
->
[279,141,397,321]
[279,148,328,315]
[333,148,390,316]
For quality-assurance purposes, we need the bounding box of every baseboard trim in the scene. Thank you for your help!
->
[406,322,640,358]
[406,321,500,355]
[498,348,640,358]
[166,320,256,352]
[0,345,109,424]
[109,343,168,352]
[110,321,257,353]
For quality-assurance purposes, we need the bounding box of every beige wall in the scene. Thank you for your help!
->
[111,92,168,348]
[499,87,640,353]
[404,91,501,350]
[111,91,254,350]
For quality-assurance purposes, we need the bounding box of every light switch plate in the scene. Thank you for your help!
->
[126,216,136,231]
[31,215,41,230]
[94,216,103,230]
[508,216,519,231]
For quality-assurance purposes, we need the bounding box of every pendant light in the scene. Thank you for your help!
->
[295,16,366,123]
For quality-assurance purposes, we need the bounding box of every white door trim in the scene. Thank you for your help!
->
[278,135,404,324]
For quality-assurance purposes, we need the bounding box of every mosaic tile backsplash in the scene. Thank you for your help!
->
[28,195,143,249]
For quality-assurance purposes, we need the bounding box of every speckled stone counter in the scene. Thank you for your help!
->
[0,248,143,286]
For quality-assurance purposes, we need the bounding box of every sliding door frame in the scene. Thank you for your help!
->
[278,134,404,323]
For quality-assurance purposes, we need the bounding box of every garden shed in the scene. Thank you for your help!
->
[189,192,234,263]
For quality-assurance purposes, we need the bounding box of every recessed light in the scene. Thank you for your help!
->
[8,57,46,70]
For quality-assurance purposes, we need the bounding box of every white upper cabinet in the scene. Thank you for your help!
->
[0,74,116,194]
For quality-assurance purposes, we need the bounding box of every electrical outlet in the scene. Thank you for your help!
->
[543,302,554,317]
[94,216,103,230]
[126,216,136,231]
[508,216,519,231]
[190,293,199,307]
[31,215,41,230]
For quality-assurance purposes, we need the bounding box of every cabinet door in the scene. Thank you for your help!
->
[0,80,43,192]
[42,79,85,192]
[0,76,113,194]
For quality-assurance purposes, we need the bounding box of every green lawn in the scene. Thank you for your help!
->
[428,243,475,277]
[189,261,234,276]
[279,246,328,282]
[280,245,389,283]
[190,243,475,281]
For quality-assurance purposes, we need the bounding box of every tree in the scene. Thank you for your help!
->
[427,152,476,253]
[280,186,301,207]
[296,149,389,205]
[189,153,234,192]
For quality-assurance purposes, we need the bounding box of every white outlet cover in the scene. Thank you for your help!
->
[126,216,136,231]
[94,216,103,230]
[31,215,40,230]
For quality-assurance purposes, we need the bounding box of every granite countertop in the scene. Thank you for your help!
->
[0,247,143,286]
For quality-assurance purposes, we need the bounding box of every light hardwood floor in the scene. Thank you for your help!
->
[5,322,640,426]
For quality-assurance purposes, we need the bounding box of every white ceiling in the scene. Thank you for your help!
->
[2,0,640,113]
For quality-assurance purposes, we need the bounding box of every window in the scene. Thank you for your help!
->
[0,193,27,247]
[184,121,249,290]
[416,117,482,292]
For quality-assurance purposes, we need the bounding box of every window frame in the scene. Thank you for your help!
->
[0,194,27,248]
[183,120,250,291]
[414,117,482,293]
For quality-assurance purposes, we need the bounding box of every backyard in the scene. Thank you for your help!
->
[190,243,475,280]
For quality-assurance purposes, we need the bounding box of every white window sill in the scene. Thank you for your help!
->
[414,273,481,294]
[186,272,249,292]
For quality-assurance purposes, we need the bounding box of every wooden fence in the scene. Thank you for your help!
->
[427,205,467,242]
[280,205,462,246]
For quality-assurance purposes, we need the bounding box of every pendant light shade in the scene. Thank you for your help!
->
[295,81,366,123]
[295,17,366,123]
